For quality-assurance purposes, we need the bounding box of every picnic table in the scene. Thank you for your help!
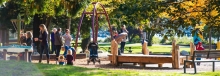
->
[0,44,32,61]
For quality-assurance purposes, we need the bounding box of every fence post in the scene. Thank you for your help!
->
[172,40,176,68]
[24,49,29,62]
[174,45,180,69]
[3,49,7,60]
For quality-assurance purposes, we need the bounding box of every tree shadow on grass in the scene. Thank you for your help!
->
[35,63,108,76]
[0,60,44,76]
[94,63,184,71]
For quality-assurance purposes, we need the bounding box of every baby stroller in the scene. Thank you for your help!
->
[87,42,100,64]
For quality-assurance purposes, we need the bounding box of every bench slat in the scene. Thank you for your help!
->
[185,60,220,62]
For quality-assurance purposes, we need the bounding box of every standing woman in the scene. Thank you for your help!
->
[38,24,50,64]
[54,28,63,61]
[26,31,33,62]
[120,25,128,53]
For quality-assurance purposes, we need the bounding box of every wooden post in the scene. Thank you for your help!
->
[142,41,149,55]
[3,49,7,60]
[158,63,163,68]
[171,40,176,68]
[190,42,195,68]
[217,41,220,60]
[24,49,29,62]
[111,39,118,66]
[174,45,180,69]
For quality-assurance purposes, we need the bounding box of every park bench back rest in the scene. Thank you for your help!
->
[192,50,220,60]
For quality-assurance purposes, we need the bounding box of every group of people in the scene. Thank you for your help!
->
[50,27,74,65]
[20,24,74,65]
[19,31,33,62]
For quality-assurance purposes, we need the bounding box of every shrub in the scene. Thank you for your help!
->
[131,35,140,43]
[152,36,161,44]
[177,36,192,45]
[97,40,103,42]
[104,37,111,42]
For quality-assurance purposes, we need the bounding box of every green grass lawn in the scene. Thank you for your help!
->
[0,60,219,76]
[98,43,190,53]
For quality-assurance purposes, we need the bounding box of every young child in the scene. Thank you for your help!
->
[58,55,66,65]
[66,49,74,65]
[113,31,118,39]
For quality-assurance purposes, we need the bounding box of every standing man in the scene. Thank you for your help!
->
[63,29,73,57]
[120,25,128,53]
[51,28,57,54]
[54,28,63,62]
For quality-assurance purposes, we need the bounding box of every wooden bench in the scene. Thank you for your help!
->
[183,50,220,74]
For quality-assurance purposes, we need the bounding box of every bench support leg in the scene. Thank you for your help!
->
[184,61,186,73]
[193,62,197,74]
[3,49,7,60]
[213,62,215,72]
[158,63,163,68]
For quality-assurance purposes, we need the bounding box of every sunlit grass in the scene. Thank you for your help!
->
[1,59,220,76]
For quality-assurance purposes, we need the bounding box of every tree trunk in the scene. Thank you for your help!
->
[147,30,155,46]
[33,14,46,53]
[45,16,53,53]
[80,36,90,53]
[128,34,136,43]
[218,32,220,41]
[67,17,71,29]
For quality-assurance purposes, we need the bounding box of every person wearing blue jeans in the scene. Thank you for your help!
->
[63,45,75,58]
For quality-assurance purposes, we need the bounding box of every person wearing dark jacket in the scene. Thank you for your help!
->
[54,28,63,62]
[38,24,50,64]
[25,31,33,62]
[120,25,128,53]
[51,28,57,54]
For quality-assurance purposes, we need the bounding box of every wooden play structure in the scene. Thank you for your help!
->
[109,40,185,69]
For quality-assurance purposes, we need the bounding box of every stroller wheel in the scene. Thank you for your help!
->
[93,61,95,65]
[87,59,90,65]
[98,61,101,64]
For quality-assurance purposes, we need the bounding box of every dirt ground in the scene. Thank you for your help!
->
[32,57,220,73]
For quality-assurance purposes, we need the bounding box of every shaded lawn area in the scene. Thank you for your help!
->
[1,60,220,76]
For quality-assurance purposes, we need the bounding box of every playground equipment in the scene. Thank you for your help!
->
[74,2,113,63]
[109,40,184,69]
